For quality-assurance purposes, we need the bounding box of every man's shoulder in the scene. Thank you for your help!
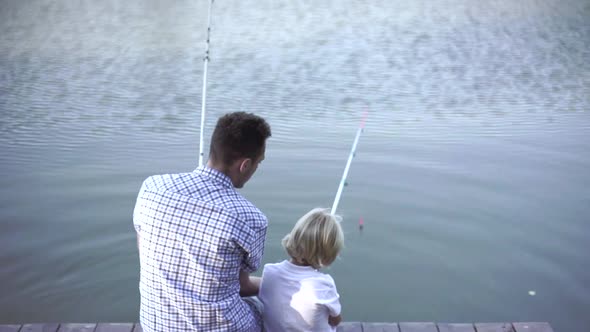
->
[141,172,185,188]
[222,194,267,225]
[141,171,267,227]
[140,171,210,195]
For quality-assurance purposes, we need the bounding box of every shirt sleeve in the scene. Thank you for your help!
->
[132,178,148,233]
[319,275,341,317]
[241,223,267,273]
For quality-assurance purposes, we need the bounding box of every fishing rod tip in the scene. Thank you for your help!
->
[360,111,368,129]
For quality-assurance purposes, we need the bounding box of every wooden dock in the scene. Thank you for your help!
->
[0,322,554,332]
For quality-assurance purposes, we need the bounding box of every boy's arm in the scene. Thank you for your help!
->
[239,269,261,297]
[328,315,342,327]
[325,275,342,326]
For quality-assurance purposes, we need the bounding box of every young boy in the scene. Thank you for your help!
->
[259,208,345,331]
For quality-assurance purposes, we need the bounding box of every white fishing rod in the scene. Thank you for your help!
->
[331,111,368,215]
[198,0,214,167]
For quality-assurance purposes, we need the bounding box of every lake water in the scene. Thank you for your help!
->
[1,0,589,331]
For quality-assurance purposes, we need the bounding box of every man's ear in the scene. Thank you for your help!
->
[239,158,252,173]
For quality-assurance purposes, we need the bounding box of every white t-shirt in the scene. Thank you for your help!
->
[259,260,341,332]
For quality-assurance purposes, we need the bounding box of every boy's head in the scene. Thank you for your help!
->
[282,208,344,269]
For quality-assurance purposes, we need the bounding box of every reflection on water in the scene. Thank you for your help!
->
[0,0,589,331]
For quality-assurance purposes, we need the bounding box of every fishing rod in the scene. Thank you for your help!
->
[198,0,214,167]
[331,111,368,215]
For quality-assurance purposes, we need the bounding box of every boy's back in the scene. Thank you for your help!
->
[259,260,341,332]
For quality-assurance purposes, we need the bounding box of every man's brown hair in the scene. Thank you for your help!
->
[209,112,271,165]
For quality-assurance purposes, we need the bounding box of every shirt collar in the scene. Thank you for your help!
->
[194,166,235,189]
[284,260,317,272]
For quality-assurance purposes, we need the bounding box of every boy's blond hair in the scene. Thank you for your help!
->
[282,208,344,269]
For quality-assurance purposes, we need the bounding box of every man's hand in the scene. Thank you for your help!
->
[328,315,342,327]
[239,270,261,297]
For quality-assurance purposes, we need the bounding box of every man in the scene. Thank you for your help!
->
[133,112,271,331]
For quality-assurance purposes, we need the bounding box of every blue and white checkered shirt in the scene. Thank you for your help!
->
[133,166,267,332]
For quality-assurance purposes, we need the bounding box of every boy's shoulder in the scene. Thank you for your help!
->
[316,270,336,286]
[263,261,335,282]
[263,260,288,272]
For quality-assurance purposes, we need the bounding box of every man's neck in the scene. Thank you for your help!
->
[207,160,236,187]
[206,160,226,173]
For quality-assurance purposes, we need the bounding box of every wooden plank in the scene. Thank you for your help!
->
[399,322,438,332]
[20,324,60,332]
[337,322,362,332]
[57,324,96,332]
[512,322,554,332]
[363,322,400,331]
[95,323,133,332]
[0,322,554,332]
[474,323,515,332]
[438,323,476,332]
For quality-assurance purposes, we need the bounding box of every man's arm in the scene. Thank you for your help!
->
[239,269,261,297]
[136,233,141,255]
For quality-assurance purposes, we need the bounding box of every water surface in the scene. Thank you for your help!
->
[1,1,589,331]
